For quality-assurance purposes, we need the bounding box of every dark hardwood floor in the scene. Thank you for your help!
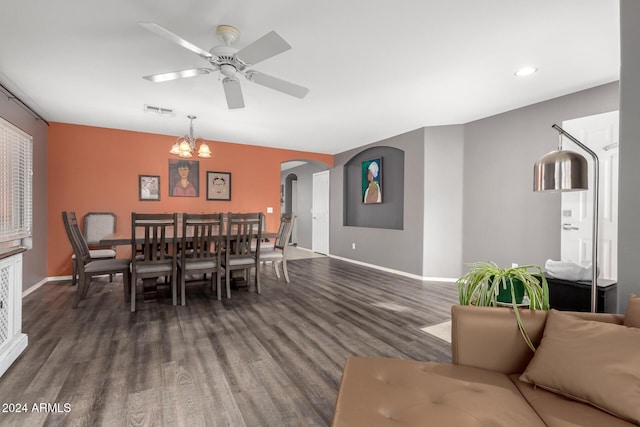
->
[0,257,457,426]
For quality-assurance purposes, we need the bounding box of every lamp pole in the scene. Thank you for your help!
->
[552,124,600,313]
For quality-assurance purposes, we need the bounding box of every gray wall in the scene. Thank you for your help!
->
[618,0,640,311]
[332,128,425,276]
[280,161,329,250]
[462,83,619,270]
[423,125,464,278]
[0,89,48,291]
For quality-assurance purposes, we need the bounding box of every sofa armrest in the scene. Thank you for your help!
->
[450,305,624,375]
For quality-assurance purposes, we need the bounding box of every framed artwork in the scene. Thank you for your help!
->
[207,171,232,201]
[139,175,160,201]
[362,157,382,204]
[169,159,199,197]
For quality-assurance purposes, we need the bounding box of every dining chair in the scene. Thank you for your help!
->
[130,212,178,312]
[177,213,224,304]
[260,214,295,283]
[221,212,263,297]
[70,212,117,286]
[62,211,131,308]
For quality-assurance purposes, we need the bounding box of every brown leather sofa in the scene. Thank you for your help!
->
[331,304,638,426]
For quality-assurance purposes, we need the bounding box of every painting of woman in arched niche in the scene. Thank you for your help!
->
[362,158,382,204]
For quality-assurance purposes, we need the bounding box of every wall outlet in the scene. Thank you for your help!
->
[266,207,273,214]
[511,263,518,268]
[352,243,356,250]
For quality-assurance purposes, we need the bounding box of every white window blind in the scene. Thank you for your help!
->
[0,116,33,246]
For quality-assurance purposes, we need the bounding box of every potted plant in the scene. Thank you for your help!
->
[456,261,550,351]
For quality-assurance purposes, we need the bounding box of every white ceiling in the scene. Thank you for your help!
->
[0,0,620,155]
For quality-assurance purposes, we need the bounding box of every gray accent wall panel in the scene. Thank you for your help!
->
[463,83,619,272]
[618,0,640,312]
[423,125,464,278]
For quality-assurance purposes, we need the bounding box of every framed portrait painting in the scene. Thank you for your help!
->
[207,171,231,201]
[362,157,382,204]
[139,175,160,201]
[169,159,199,197]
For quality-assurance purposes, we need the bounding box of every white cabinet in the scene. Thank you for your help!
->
[0,252,28,377]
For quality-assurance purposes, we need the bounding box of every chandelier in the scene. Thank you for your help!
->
[169,115,211,158]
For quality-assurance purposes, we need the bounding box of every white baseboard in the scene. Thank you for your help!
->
[328,254,457,283]
[21,277,62,297]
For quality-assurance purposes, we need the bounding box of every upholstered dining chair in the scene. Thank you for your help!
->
[221,212,263,298]
[130,212,178,312]
[70,212,117,286]
[62,211,131,308]
[260,214,295,283]
[177,213,224,304]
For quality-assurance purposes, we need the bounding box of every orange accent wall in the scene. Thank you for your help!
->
[47,122,333,276]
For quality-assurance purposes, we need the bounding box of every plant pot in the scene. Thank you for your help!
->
[496,277,525,304]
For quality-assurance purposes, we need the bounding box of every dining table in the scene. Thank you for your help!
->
[100,230,279,301]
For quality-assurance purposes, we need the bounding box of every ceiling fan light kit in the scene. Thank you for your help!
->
[139,22,309,109]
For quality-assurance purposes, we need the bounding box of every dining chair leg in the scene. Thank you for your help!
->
[180,271,186,306]
[216,271,222,301]
[123,272,131,303]
[282,260,290,283]
[172,268,178,306]
[272,261,281,279]
[73,272,86,308]
[225,270,232,299]
[255,266,261,294]
[72,259,77,286]
[81,275,92,298]
[131,275,137,312]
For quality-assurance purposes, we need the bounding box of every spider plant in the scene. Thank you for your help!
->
[456,261,550,351]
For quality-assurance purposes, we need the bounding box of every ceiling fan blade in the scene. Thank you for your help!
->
[139,22,213,59]
[143,68,213,83]
[236,31,291,65]
[222,78,245,109]
[247,71,309,99]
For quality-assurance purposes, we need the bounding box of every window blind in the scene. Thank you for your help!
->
[0,116,33,245]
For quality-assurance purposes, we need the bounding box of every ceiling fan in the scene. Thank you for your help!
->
[139,23,309,109]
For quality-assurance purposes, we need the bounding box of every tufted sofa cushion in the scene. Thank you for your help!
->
[331,357,545,427]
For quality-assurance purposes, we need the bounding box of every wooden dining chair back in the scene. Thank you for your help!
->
[130,212,178,312]
[222,212,264,298]
[62,211,131,308]
[178,213,224,304]
[260,214,296,283]
[77,211,117,283]
[69,212,117,287]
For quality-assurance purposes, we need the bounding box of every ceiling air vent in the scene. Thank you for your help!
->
[144,104,174,115]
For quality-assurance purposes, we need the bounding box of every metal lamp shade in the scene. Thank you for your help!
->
[533,149,589,192]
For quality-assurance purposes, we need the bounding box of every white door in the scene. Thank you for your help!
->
[312,170,330,254]
[561,111,618,280]
[291,180,298,244]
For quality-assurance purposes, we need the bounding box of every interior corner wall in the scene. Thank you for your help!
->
[331,128,424,276]
[462,82,619,271]
[423,125,464,278]
[0,93,48,291]
[280,161,329,250]
[617,0,640,312]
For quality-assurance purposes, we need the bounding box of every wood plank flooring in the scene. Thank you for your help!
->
[0,257,457,426]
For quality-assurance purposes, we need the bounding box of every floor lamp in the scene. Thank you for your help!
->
[533,124,599,313]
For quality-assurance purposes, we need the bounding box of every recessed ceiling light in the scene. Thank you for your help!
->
[514,66,538,77]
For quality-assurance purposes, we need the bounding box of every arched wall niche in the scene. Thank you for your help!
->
[343,146,404,229]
